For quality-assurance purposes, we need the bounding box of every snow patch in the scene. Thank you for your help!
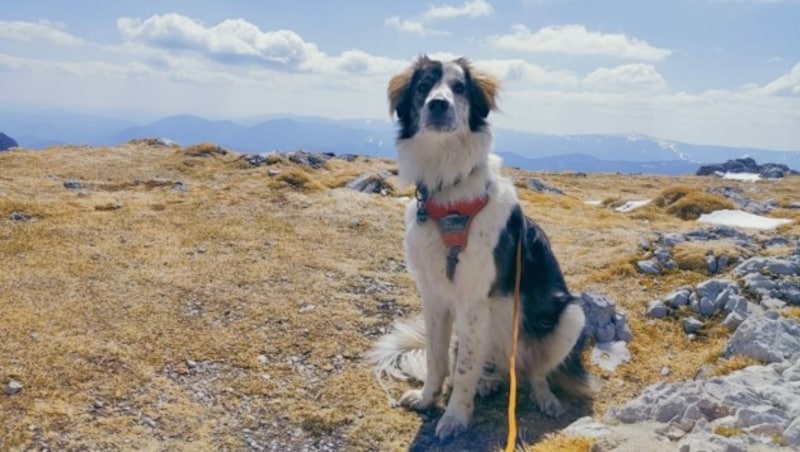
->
[697,209,792,230]
[585,200,603,207]
[720,172,762,182]
[615,200,651,213]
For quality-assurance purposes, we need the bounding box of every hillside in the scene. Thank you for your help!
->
[1,143,799,451]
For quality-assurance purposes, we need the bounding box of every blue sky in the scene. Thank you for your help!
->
[1,0,798,150]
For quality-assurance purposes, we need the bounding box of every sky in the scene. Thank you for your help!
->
[0,0,798,150]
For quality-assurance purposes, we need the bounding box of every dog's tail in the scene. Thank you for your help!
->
[366,316,429,405]
[549,332,600,400]
[367,316,428,382]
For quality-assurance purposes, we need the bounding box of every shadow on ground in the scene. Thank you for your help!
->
[408,387,592,452]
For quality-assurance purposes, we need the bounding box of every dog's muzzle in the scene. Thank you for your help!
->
[422,98,456,131]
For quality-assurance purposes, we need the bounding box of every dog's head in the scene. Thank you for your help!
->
[388,56,499,139]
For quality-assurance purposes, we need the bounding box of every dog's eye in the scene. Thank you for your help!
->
[452,81,465,94]
[416,82,431,94]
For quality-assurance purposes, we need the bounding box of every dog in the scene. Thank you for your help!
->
[368,55,594,440]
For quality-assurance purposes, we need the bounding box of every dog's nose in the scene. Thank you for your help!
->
[428,99,450,114]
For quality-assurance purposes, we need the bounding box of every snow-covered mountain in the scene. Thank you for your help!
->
[3,111,799,174]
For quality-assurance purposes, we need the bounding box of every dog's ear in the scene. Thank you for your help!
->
[388,55,428,118]
[457,58,500,120]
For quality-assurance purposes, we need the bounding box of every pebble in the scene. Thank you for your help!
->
[5,380,22,395]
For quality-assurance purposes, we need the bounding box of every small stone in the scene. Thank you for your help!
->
[348,218,361,228]
[257,354,268,365]
[9,211,33,222]
[298,304,316,314]
[637,259,661,275]
[186,360,197,369]
[647,300,670,319]
[683,317,704,334]
[660,366,671,377]
[5,380,23,395]
[268,169,280,177]
[706,254,718,274]
[63,180,85,189]
[699,297,716,317]
[664,288,691,308]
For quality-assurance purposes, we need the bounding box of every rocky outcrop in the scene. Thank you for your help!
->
[0,132,19,151]
[696,157,797,179]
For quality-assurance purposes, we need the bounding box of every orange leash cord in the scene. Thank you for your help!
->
[505,238,523,452]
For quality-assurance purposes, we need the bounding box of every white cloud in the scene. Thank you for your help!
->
[117,13,407,76]
[385,0,492,35]
[0,20,84,46]
[582,64,667,92]
[118,14,320,66]
[488,24,672,61]
[422,0,494,20]
[756,62,800,96]
[384,16,449,36]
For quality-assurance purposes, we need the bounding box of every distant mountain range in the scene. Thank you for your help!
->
[2,110,799,175]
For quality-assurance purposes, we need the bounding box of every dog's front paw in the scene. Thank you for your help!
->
[435,409,470,440]
[399,389,434,411]
[533,391,565,418]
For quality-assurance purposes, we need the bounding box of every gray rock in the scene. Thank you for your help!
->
[683,317,704,334]
[699,297,717,317]
[761,297,787,310]
[735,256,800,276]
[579,292,631,343]
[345,172,390,194]
[648,300,670,319]
[723,311,746,331]
[661,232,686,247]
[716,255,729,272]
[614,313,633,342]
[607,356,800,451]
[527,178,564,194]
[664,288,691,308]
[4,380,22,395]
[706,254,718,274]
[63,180,85,190]
[742,272,778,297]
[9,211,34,222]
[783,417,800,446]
[779,279,800,305]
[638,259,661,275]
[653,248,672,264]
[562,416,612,438]
[724,294,751,314]
[242,154,267,166]
[268,169,280,177]
[638,238,651,250]
[286,150,331,169]
[724,312,800,362]
[766,236,792,248]
[696,279,739,303]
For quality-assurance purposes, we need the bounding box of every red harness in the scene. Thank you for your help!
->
[417,188,490,280]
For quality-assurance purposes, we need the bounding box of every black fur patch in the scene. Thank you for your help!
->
[395,59,442,140]
[461,64,490,132]
[489,205,575,340]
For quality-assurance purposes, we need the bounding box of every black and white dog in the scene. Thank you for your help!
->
[369,56,594,440]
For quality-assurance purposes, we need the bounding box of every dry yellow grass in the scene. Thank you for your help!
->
[1,144,798,450]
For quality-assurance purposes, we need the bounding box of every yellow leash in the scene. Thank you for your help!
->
[505,238,523,452]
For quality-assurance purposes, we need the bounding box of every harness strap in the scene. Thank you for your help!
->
[415,184,489,281]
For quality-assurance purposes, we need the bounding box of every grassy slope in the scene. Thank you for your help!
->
[1,144,798,451]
